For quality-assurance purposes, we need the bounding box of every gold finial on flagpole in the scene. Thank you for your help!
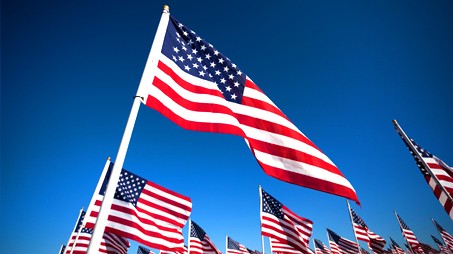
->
[163,5,170,13]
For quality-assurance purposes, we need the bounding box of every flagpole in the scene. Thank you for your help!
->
[64,207,85,254]
[259,185,265,254]
[393,120,453,206]
[188,219,192,254]
[58,244,65,254]
[226,235,228,254]
[70,219,84,254]
[346,200,362,254]
[393,211,415,254]
[87,6,171,254]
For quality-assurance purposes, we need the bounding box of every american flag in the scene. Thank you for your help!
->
[269,237,314,254]
[394,213,420,251]
[138,245,155,254]
[227,236,252,254]
[393,120,453,220]
[389,237,405,254]
[348,206,386,253]
[189,220,221,254]
[433,219,453,252]
[260,188,313,253]
[420,242,440,254]
[326,229,359,254]
[314,239,331,254]
[65,228,130,254]
[136,12,359,204]
[431,235,450,254]
[160,246,188,254]
[84,163,192,253]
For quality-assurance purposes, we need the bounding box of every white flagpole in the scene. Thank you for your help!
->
[393,120,453,207]
[226,235,228,254]
[188,219,192,254]
[58,244,65,254]
[64,207,85,254]
[259,185,265,254]
[87,6,171,254]
[346,200,362,254]
[70,219,84,254]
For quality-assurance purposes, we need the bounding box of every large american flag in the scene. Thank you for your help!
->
[65,228,130,254]
[189,220,221,254]
[326,229,359,254]
[433,219,453,252]
[395,213,420,251]
[431,235,450,254]
[389,237,405,254]
[348,206,386,253]
[315,239,331,254]
[227,236,252,254]
[269,237,314,254]
[393,120,453,220]
[136,13,359,204]
[260,188,313,253]
[84,163,192,253]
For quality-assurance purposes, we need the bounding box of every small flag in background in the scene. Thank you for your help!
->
[433,219,453,252]
[389,237,405,254]
[138,245,155,254]
[431,235,450,254]
[314,239,331,254]
[137,12,359,204]
[269,237,314,254]
[84,163,192,253]
[348,206,386,253]
[260,188,313,253]
[189,220,221,254]
[393,120,453,220]
[326,229,358,254]
[65,228,130,254]
[226,236,251,254]
[59,245,66,254]
[394,213,420,251]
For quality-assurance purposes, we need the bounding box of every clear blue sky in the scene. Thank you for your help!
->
[2,1,453,253]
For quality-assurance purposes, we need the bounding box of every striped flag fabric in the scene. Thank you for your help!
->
[389,237,405,254]
[227,236,251,254]
[348,206,386,253]
[326,229,359,254]
[137,12,359,204]
[65,227,130,254]
[260,188,313,253]
[314,239,331,254]
[394,213,420,251]
[84,163,192,253]
[269,237,314,254]
[393,120,453,220]
[433,219,453,252]
[138,245,155,254]
[160,246,188,254]
[431,235,450,254]
[189,220,221,254]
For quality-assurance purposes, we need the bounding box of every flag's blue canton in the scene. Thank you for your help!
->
[400,137,430,176]
[190,221,207,240]
[397,215,411,230]
[261,189,283,219]
[410,139,433,158]
[434,220,446,231]
[114,170,147,207]
[350,209,367,227]
[60,245,66,254]
[327,229,341,243]
[138,245,151,254]
[431,235,444,246]
[315,239,326,250]
[227,237,241,250]
[390,237,401,248]
[81,228,94,234]
[75,211,86,232]
[162,16,246,103]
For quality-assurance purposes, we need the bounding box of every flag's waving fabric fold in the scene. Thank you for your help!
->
[433,219,453,252]
[226,236,252,254]
[314,239,331,254]
[348,206,386,253]
[326,229,358,254]
[268,237,314,254]
[84,163,192,253]
[260,188,313,253]
[189,220,221,254]
[137,13,359,204]
[65,228,130,254]
[393,120,453,219]
[394,213,420,252]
